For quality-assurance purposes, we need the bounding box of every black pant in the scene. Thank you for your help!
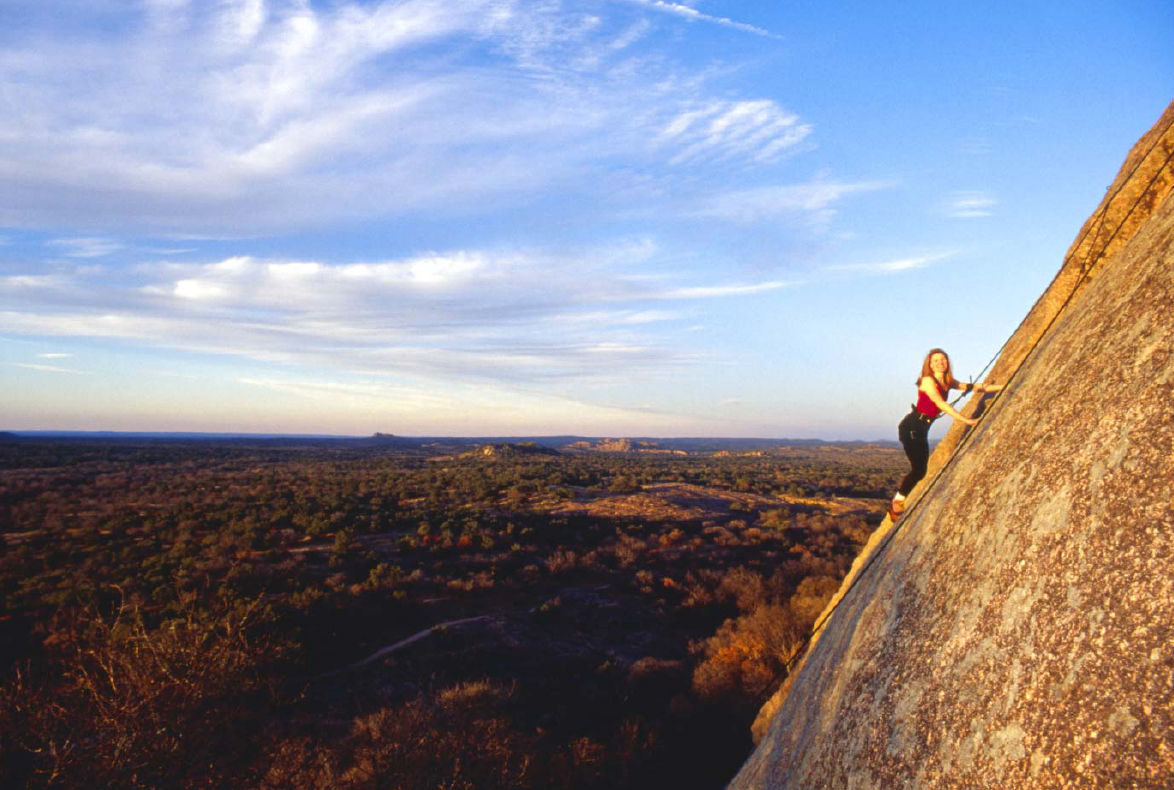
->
[897,408,932,496]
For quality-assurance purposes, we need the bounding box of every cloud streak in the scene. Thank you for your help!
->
[690,179,890,225]
[236,372,692,434]
[825,253,954,275]
[660,281,791,299]
[946,191,997,218]
[48,238,123,258]
[626,0,781,39]
[15,362,87,375]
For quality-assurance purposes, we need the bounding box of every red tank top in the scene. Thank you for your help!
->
[915,379,947,418]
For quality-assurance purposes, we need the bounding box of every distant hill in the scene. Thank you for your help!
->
[353,433,424,449]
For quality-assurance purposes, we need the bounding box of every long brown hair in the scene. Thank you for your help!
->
[918,348,958,390]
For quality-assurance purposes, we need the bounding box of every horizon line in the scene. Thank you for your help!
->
[2,429,900,444]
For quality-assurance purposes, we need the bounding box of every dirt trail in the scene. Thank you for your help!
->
[318,614,496,678]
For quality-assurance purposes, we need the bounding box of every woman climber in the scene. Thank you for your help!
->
[889,348,1002,521]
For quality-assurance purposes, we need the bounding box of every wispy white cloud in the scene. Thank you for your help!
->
[659,100,811,165]
[825,253,954,275]
[3,274,69,289]
[660,281,791,299]
[606,18,654,54]
[691,179,889,225]
[237,372,691,433]
[0,0,809,235]
[946,191,997,218]
[37,352,73,359]
[48,237,123,258]
[550,308,680,327]
[625,0,781,39]
[1,244,791,385]
[239,376,432,406]
[15,362,87,375]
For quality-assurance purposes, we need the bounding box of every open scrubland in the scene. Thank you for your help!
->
[0,438,901,789]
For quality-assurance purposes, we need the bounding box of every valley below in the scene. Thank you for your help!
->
[0,436,902,789]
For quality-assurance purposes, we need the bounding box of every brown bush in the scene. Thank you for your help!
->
[611,534,645,568]
[544,549,579,574]
[789,575,842,629]
[0,596,282,790]
[716,567,769,613]
[690,604,803,708]
[679,569,724,608]
[260,680,596,790]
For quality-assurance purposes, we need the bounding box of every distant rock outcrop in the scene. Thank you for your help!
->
[565,438,667,453]
[469,442,560,459]
[598,438,638,452]
[733,100,1174,789]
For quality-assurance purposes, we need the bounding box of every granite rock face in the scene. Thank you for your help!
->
[733,101,1174,789]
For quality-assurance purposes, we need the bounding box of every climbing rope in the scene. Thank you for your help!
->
[761,116,1174,692]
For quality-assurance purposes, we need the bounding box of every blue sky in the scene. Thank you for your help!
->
[2,1,1171,439]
